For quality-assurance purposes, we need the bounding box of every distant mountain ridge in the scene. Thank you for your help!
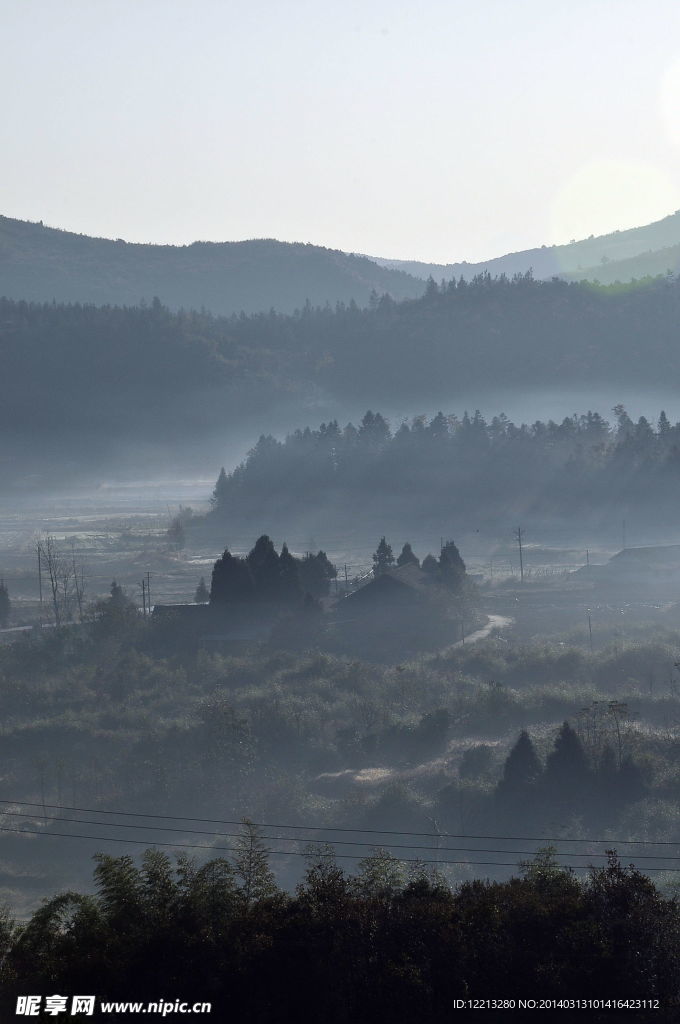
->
[0,215,424,315]
[4,211,680,319]
[368,210,680,284]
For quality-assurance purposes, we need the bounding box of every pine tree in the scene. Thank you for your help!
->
[495,730,543,826]
[543,721,590,806]
[421,553,439,573]
[0,580,10,628]
[497,730,542,797]
[233,820,278,905]
[297,551,337,597]
[210,549,254,604]
[372,537,394,575]
[246,535,281,601]
[194,577,209,603]
[210,467,229,512]
[396,543,420,568]
[279,543,302,602]
[439,540,466,588]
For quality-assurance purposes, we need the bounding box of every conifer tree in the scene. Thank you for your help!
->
[396,543,419,568]
[497,730,542,798]
[0,579,10,628]
[372,537,394,575]
[297,551,337,597]
[210,549,253,604]
[234,820,278,906]
[543,721,590,805]
[279,543,302,602]
[210,467,229,512]
[246,535,281,601]
[439,540,466,588]
[194,577,209,603]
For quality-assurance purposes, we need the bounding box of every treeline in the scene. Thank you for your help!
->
[207,404,680,535]
[7,271,680,486]
[217,270,680,401]
[495,723,645,830]
[1,841,678,1022]
[0,215,424,314]
[211,535,336,605]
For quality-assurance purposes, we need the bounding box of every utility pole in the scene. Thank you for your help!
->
[141,579,147,616]
[586,548,590,567]
[587,608,593,654]
[515,527,524,583]
[145,571,152,613]
[37,543,43,622]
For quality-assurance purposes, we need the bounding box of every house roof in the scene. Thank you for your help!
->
[343,562,449,607]
[609,545,680,567]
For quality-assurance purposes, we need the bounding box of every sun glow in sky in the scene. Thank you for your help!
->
[4,0,680,263]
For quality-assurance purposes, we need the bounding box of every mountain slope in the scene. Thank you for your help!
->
[370,210,680,283]
[5,273,680,491]
[0,215,424,315]
[562,242,680,284]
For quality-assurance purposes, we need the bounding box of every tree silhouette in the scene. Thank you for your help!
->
[439,540,466,588]
[372,537,394,575]
[210,549,253,604]
[496,730,542,813]
[210,467,229,512]
[0,580,10,628]
[543,721,590,807]
[397,543,419,568]
[246,535,281,601]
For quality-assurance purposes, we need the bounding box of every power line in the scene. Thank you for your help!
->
[4,809,678,862]
[4,825,678,871]
[1,798,678,848]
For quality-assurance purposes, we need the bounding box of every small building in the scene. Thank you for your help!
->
[341,562,450,611]
[152,602,269,651]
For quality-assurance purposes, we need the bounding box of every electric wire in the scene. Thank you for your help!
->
[4,825,678,871]
[1,808,679,862]
[1,799,678,852]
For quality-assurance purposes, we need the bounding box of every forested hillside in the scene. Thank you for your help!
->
[2,845,677,1022]
[206,404,680,539]
[0,215,424,315]
[5,272,680,488]
[374,209,680,282]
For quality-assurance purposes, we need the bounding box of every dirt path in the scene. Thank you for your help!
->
[440,613,514,655]
[315,612,514,791]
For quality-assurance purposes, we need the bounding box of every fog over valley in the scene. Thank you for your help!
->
[6,2,680,1009]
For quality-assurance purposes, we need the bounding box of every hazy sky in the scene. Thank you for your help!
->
[5,0,680,263]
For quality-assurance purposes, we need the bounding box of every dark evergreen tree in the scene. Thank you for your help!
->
[543,721,590,807]
[396,543,419,568]
[194,577,209,603]
[297,551,336,597]
[359,411,391,451]
[94,581,139,636]
[246,535,281,601]
[372,537,395,575]
[496,730,542,810]
[233,820,278,905]
[210,467,229,512]
[439,540,466,588]
[210,549,254,604]
[279,543,302,602]
[0,580,10,628]
[421,553,439,573]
